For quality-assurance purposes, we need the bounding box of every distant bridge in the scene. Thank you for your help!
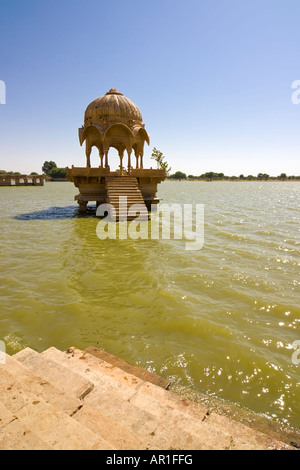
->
[0,175,44,186]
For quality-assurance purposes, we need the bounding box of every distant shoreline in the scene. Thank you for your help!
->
[166,178,300,182]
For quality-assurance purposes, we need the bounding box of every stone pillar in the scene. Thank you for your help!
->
[127,149,132,174]
[135,149,139,169]
[105,150,109,168]
[86,144,91,168]
[99,151,104,168]
[78,200,88,213]
[119,150,124,175]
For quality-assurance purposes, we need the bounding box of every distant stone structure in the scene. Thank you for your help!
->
[66,88,166,217]
[0,175,44,186]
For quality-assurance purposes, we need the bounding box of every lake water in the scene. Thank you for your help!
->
[0,181,299,436]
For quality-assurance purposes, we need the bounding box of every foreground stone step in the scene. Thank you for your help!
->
[42,347,145,395]
[128,381,291,450]
[41,347,159,450]
[51,351,213,449]
[1,354,81,415]
[0,403,54,450]
[14,399,114,450]
[0,357,114,450]
[40,349,180,448]
[41,347,293,450]
[85,346,170,389]
[13,348,94,400]
[73,403,157,450]
[3,347,295,450]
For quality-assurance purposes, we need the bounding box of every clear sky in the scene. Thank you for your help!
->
[0,0,300,176]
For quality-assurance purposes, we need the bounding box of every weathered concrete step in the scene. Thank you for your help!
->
[13,348,94,400]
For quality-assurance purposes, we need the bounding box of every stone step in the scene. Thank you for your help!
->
[105,177,148,223]
[12,396,114,450]
[107,190,143,195]
[85,346,170,389]
[54,347,292,450]
[1,355,114,450]
[108,193,142,196]
[2,354,81,415]
[42,347,145,395]
[40,348,204,449]
[108,193,142,197]
[127,381,290,450]
[109,200,146,204]
[72,403,157,450]
[106,184,140,189]
[40,348,165,448]
[106,177,138,180]
[43,350,241,449]
[3,347,293,450]
[0,403,54,450]
[13,348,94,400]
[106,180,138,184]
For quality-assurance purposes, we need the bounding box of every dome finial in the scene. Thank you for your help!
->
[106,88,123,95]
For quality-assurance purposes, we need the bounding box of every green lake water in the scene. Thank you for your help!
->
[0,181,299,436]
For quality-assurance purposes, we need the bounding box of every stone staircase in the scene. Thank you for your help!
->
[0,346,295,450]
[105,177,149,221]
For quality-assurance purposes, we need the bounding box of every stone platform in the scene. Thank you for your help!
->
[0,346,296,450]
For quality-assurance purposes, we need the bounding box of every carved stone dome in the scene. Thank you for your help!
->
[85,88,143,123]
[80,88,149,171]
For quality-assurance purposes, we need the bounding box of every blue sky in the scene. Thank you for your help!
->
[0,0,300,176]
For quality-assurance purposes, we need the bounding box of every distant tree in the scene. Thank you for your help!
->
[42,161,57,175]
[30,172,39,175]
[204,171,215,181]
[169,171,187,180]
[257,173,269,180]
[0,170,7,174]
[48,167,67,179]
[278,173,287,180]
[239,174,245,180]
